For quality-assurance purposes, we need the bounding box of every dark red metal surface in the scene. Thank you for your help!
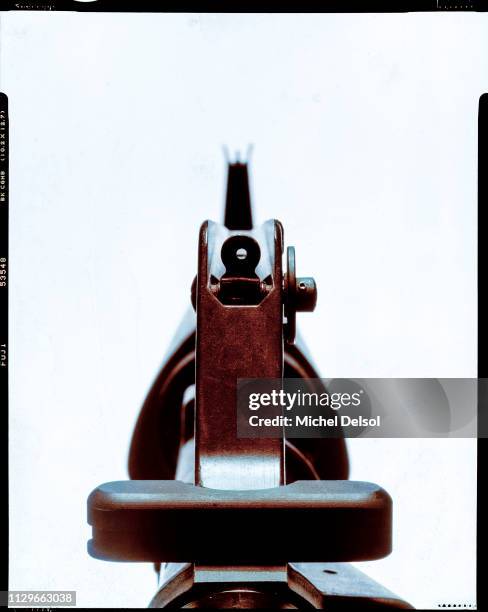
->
[88,161,410,609]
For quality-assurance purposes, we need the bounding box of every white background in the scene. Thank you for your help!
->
[2,11,483,609]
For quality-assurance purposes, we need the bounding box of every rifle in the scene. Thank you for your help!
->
[87,160,412,609]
